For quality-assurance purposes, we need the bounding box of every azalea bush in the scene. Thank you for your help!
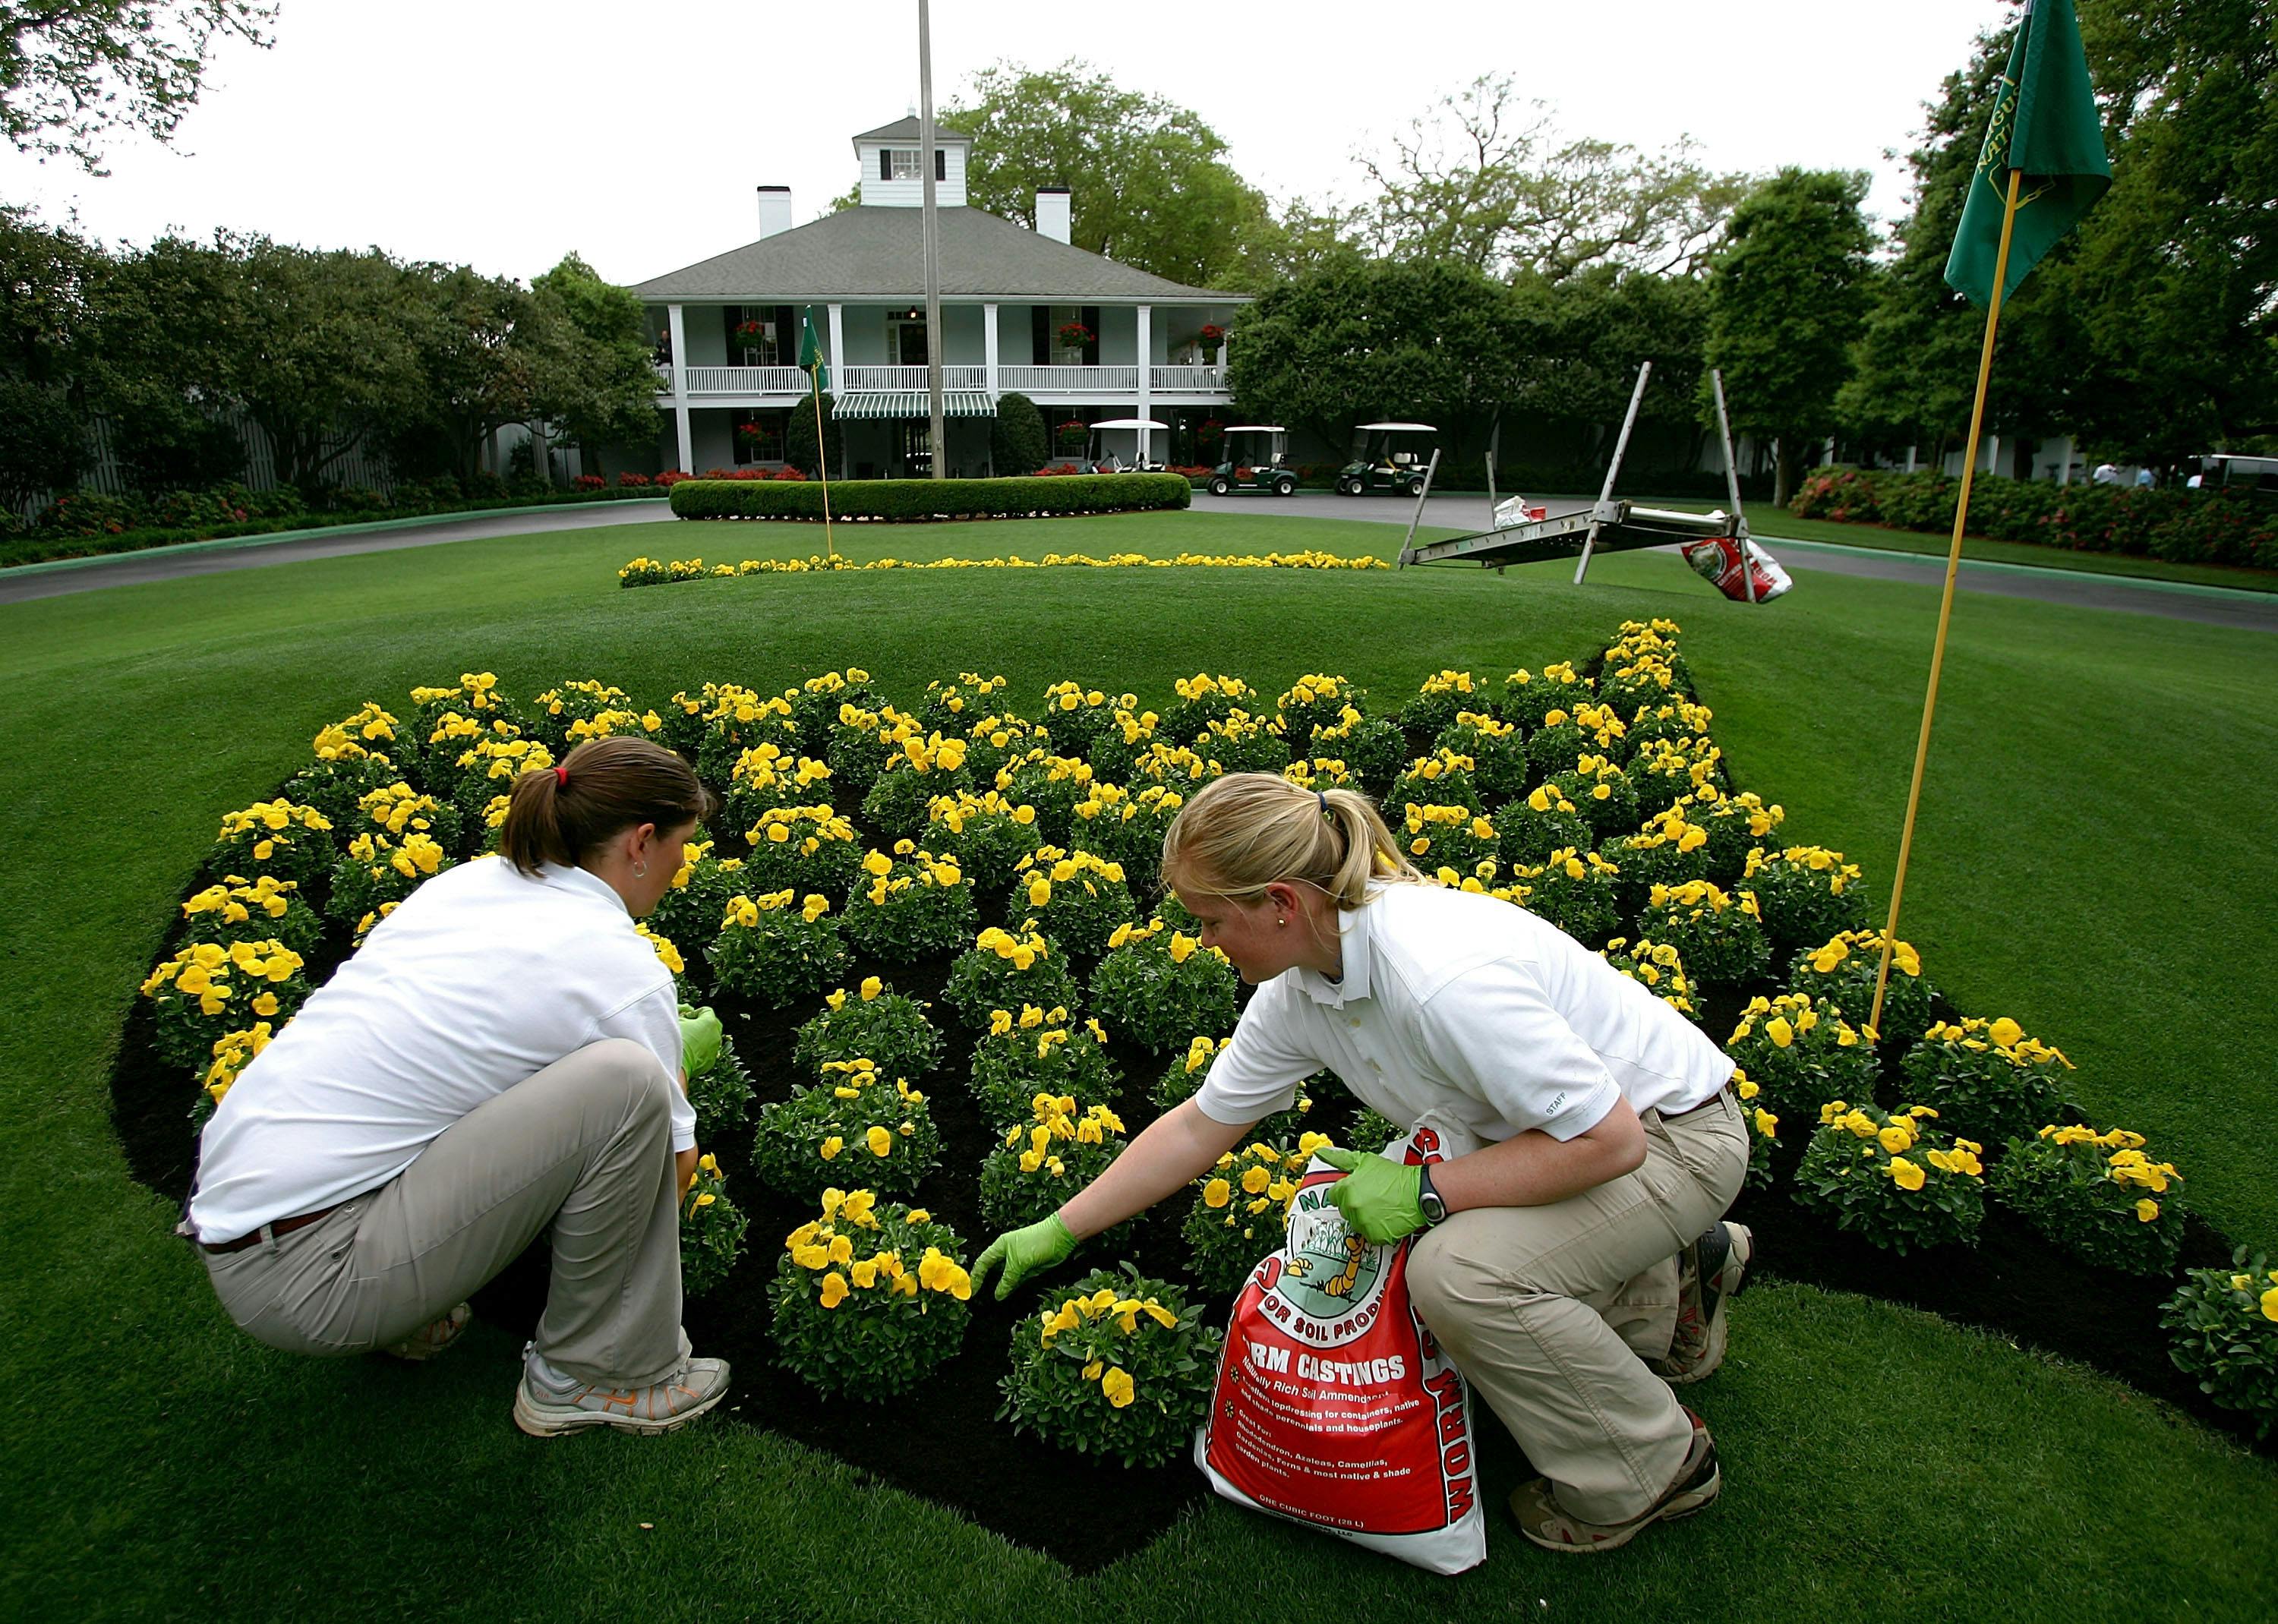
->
[1741,845,1869,956]
[968,1005,1118,1127]
[1794,1100,1986,1254]
[1989,1123,2185,1276]
[940,927,1081,1030]
[771,1190,973,1398]
[1000,1265,1220,1468]
[1009,847,1134,957]
[741,804,864,898]
[2160,1248,2278,1440]
[208,799,336,890]
[177,875,320,958]
[753,1061,942,1203]
[1638,878,1769,987]
[792,976,942,1081]
[980,1094,1129,1238]
[710,889,851,1008]
[924,788,1043,894]
[1183,1136,1332,1298]
[1901,1017,2077,1147]
[1787,930,1938,1048]
[1724,993,1877,1120]
[1087,918,1239,1051]
[678,1153,747,1297]
[141,941,311,1071]
[841,846,977,962]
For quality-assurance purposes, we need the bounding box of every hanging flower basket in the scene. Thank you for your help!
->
[1054,419,1089,449]
[1056,322,1094,347]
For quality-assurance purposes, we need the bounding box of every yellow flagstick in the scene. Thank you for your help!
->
[1869,167,2025,1037]
[811,375,836,562]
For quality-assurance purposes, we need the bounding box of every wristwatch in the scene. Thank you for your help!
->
[1416,1162,1449,1227]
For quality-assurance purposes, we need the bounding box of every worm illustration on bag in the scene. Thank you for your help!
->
[1194,1125,1487,1575]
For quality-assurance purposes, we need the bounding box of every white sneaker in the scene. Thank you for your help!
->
[512,1343,730,1437]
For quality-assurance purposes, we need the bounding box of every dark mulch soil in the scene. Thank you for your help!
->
[109,706,2273,1575]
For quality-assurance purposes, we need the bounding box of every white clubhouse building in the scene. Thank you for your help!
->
[634,118,1248,478]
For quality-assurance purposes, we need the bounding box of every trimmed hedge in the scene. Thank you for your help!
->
[668,473,1192,522]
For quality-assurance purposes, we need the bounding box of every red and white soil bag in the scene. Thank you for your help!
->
[1680,531,1794,603]
[1194,1127,1487,1574]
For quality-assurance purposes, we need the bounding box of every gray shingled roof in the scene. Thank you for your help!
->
[631,207,1246,303]
[850,116,972,143]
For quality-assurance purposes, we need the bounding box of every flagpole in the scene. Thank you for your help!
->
[812,377,836,561]
[1868,166,2024,1036]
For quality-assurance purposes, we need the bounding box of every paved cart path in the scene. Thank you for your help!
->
[5,488,2274,632]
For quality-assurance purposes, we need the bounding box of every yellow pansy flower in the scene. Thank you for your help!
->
[1888,1157,1926,1192]
[866,1125,894,1157]
[819,1272,848,1309]
[1101,1367,1136,1409]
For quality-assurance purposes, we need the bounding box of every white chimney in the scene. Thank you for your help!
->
[1036,187,1071,244]
[757,186,794,239]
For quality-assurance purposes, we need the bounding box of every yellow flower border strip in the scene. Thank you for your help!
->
[617,550,1390,588]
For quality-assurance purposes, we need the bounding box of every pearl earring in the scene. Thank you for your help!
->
[1277,916,1287,927]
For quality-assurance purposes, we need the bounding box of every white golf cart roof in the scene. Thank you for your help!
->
[1223,424,1287,434]
[1356,421,1437,433]
[1090,417,1169,430]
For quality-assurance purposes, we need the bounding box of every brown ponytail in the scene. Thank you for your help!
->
[1160,771,1425,910]
[500,736,716,878]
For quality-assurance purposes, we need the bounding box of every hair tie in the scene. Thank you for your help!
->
[554,765,569,787]
[1316,790,1330,818]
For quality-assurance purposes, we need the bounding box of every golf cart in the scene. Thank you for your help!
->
[1084,418,1169,473]
[1205,425,1298,497]
[1337,422,1439,496]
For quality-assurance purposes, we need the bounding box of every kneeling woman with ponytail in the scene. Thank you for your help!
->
[185,736,734,1436]
[970,771,1752,1552]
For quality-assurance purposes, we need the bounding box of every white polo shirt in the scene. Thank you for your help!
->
[189,856,689,1244]
[1195,884,1734,1145]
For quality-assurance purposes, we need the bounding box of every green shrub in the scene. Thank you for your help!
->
[1087,919,1240,1051]
[1510,849,1620,944]
[668,471,1191,522]
[1399,670,1488,738]
[1388,749,1483,815]
[824,702,909,797]
[753,1063,942,1203]
[1724,993,1877,1121]
[862,742,974,840]
[528,679,634,754]
[687,1030,756,1141]
[1274,674,1365,744]
[940,926,1082,1030]
[1546,755,1640,840]
[678,1154,748,1296]
[1686,789,1786,885]
[771,1191,972,1398]
[989,391,1050,475]
[1068,781,1183,897]
[1400,803,1499,885]
[327,833,454,930]
[207,799,337,891]
[999,1264,1221,1468]
[1794,1101,1986,1254]
[645,843,752,975]
[1194,710,1289,776]
[1085,707,1160,783]
[1601,818,1712,922]
[1346,1105,1405,1153]
[1307,709,1406,792]
[783,392,845,478]
[1786,929,1938,1048]
[1184,1138,1330,1298]
[1901,1017,2077,1147]
[841,847,978,963]
[719,739,833,833]
[785,669,884,755]
[175,875,322,959]
[1497,784,1595,869]
[968,1005,1118,1127]
[710,889,851,1008]
[1989,1124,2185,1276]
[980,1096,1129,1238]
[1009,846,1135,957]
[740,804,864,897]
[1737,1073,1780,1190]
[281,752,405,830]
[1626,737,1727,815]
[1165,672,1259,740]
[791,979,942,1080]
[963,712,1055,784]
[923,787,1046,895]
[1637,878,1769,987]
[1500,661,1592,731]
[918,670,1012,732]
[1742,845,1869,956]
[1435,712,1528,804]
[2160,1248,2278,1440]
[1598,935,1699,1019]
[1036,681,1133,760]
[141,940,313,1073]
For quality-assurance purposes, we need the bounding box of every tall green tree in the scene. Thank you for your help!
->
[1703,169,1874,505]
[529,255,661,475]
[1,0,275,172]
[387,264,544,484]
[1352,74,1746,282]
[943,61,1272,289]
[0,203,94,385]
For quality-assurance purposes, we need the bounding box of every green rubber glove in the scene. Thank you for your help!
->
[1314,1146,1427,1244]
[970,1214,1079,1301]
[677,1004,723,1079]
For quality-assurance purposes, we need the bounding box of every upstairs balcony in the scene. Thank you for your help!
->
[655,361,1229,404]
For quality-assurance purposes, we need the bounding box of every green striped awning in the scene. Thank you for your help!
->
[831,390,996,419]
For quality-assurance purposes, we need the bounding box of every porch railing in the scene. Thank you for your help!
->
[838,364,990,392]
[679,365,812,396]
[1149,364,1228,391]
[997,364,1143,393]
[658,361,1233,399]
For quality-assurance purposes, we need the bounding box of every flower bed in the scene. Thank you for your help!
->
[667,473,1191,524]
[110,617,2278,1566]
[617,548,1391,587]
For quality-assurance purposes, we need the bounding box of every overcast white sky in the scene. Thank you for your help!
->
[0,0,2012,286]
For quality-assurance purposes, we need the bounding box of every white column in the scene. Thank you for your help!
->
[1134,304,1152,462]
[1905,443,1917,474]
[1986,433,2002,478]
[2058,434,2074,486]
[667,304,693,475]
[827,303,846,386]
[984,302,999,399]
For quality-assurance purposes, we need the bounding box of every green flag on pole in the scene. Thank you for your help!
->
[1944,0,2111,308]
[799,307,829,395]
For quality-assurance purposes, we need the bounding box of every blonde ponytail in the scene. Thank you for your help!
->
[1160,771,1425,910]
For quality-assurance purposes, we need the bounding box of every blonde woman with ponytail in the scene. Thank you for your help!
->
[185,736,737,1439]
[971,770,1753,1554]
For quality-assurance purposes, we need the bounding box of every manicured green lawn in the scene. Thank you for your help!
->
[4,509,2274,1620]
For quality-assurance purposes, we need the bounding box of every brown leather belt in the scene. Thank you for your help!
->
[198,1203,343,1255]
[1663,1084,1735,1123]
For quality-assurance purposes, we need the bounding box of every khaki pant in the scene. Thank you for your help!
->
[1406,1092,1750,1525]
[200,1039,689,1387]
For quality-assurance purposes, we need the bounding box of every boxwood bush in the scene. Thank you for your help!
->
[668,473,1191,522]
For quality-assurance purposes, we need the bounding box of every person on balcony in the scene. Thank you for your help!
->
[181,737,732,1437]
